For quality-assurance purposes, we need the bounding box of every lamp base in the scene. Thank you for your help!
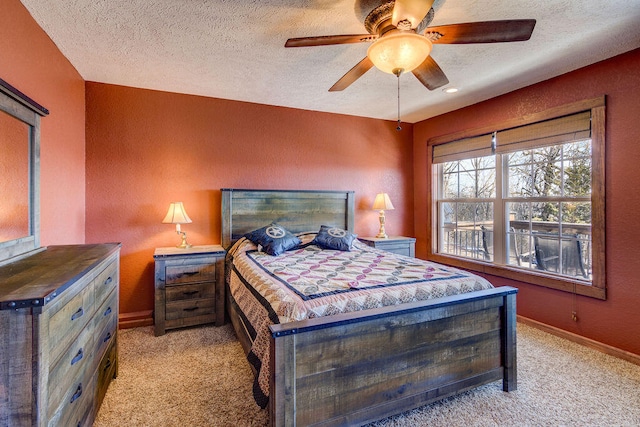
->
[176,231,192,249]
[376,210,388,239]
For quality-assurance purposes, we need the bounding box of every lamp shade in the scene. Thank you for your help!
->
[367,30,432,74]
[372,193,395,211]
[162,202,192,224]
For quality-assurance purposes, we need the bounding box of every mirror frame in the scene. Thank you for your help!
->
[0,78,48,264]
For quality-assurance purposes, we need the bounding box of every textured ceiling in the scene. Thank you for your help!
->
[18,0,640,123]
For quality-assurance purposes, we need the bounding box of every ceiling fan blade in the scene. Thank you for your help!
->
[412,56,449,90]
[329,57,374,92]
[425,20,536,44]
[285,34,376,48]
[392,0,435,29]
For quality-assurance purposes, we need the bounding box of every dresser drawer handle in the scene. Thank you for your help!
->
[182,290,199,296]
[71,307,84,321]
[103,306,112,316]
[70,348,84,366]
[70,384,82,403]
[104,276,113,286]
[103,332,112,343]
[103,358,112,372]
[183,307,198,312]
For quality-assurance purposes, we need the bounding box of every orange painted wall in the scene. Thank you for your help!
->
[413,48,640,355]
[0,0,86,245]
[85,83,414,316]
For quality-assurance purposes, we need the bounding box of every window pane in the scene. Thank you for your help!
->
[561,202,591,226]
[532,158,561,197]
[477,169,496,198]
[442,161,459,198]
[533,234,590,279]
[443,171,459,198]
[508,163,532,197]
[563,157,591,196]
[459,170,477,198]
[438,201,494,261]
[508,150,530,166]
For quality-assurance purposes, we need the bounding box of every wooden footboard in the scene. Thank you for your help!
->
[269,286,517,427]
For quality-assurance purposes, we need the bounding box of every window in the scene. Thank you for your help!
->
[428,97,606,299]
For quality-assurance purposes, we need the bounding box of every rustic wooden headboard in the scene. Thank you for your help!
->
[220,189,355,249]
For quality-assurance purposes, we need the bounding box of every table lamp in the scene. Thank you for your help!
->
[372,193,394,239]
[162,202,192,248]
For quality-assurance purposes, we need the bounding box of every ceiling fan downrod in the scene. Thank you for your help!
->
[394,68,403,131]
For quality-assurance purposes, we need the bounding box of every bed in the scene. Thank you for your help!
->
[221,189,517,427]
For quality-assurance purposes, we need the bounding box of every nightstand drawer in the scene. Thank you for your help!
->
[165,298,216,321]
[166,282,215,302]
[165,263,215,285]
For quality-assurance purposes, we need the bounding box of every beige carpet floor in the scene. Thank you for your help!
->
[94,323,640,427]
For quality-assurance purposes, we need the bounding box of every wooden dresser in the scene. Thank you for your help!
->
[154,245,225,336]
[0,243,120,427]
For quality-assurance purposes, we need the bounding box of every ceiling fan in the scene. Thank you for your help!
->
[285,0,536,92]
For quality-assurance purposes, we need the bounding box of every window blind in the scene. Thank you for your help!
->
[432,110,591,163]
[432,133,493,164]
[496,110,591,154]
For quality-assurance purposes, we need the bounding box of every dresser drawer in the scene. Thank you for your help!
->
[47,323,94,417]
[165,263,215,285]
[93,289,118,364]
[47,372,95,427]
[166,282,215,302]
[96,339,117,409]
[94,260,118,307]
[48,284,95,367]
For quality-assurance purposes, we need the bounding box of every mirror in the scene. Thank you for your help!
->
[0,78,48,264]
[0,110,30,241]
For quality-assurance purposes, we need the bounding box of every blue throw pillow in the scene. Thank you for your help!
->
[313,225,357,251]
[244,223,301,256]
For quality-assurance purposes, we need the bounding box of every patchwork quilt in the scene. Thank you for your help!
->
[226,233,494,408]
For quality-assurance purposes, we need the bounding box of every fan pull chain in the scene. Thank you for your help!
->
[395,69,402,131]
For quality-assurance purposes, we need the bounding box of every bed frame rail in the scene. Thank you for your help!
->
[269,286,517,427]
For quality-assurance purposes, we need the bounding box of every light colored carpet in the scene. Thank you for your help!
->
[94,323,640,427]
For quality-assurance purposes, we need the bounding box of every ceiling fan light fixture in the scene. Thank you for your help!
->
[367,30,432,75]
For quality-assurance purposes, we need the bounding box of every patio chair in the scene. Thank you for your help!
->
[534,233,588,278]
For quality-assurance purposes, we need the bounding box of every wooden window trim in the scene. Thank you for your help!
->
[427,96,606,300]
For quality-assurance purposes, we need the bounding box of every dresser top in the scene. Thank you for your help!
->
[154,244,225,258]
[0,243,120,310]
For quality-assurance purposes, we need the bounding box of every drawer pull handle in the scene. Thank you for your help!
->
[183,307,198,312]
[104,306,112,316]
[182,290,199,296]
[71,348,84,366]
[103,332,112,343]
[71,307,84,321]
[104,276,113,286]
[70,384,82,403]
[177,271,199,279]
[103,358,112,372]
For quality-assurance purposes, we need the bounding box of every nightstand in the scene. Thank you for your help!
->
[154,245,226,336]
[359,236,416,257]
